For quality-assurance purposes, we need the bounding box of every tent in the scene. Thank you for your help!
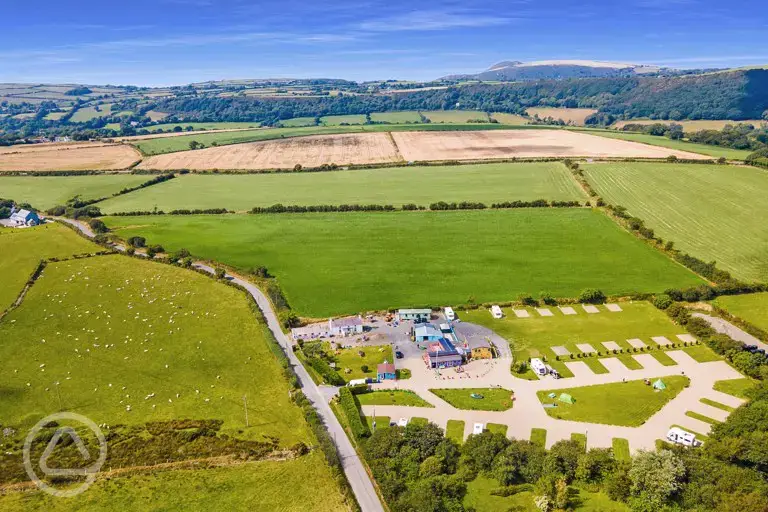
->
[653,379,667,390]
[559,393,575,404]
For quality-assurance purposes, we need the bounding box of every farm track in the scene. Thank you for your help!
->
[54,218,384,512]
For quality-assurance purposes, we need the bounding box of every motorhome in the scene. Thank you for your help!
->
[491,305,503,319]
[667,427,701,447]
[531,358,548,376]
[444,307,455,321]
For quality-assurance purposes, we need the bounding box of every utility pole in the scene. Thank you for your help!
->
[243,395,249,427]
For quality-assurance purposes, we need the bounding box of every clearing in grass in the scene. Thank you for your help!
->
[713,292,768,333]
[356,390,433,407]
[104,209,704,317]
[537,375,690,426]
[461,301,690,366]
[584,162,768,282]
[0,452,349,512]
[0,223,101,312]
[98,162,586,213]
[0,254,310,444]
[0,175,149,210]
[713,378,756,399]
[430,388,514,411]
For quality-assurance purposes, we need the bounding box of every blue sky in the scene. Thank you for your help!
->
[1,0,766,85]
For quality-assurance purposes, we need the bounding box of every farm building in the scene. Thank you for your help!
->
[423,338,463,368]
[329,315,363,337]
[396,308,431,322]
[377,362,396,381]
[290,323,330,341]
[9,208,40,227]
[469,339,494,360]
[414,323,443,343]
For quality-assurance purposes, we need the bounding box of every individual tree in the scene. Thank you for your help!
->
[461,431,510,472]
[88,218,108,234]
[404,422,445,459]
[578,289,606,304]
[575,448,615,484]
[543,439,583,483]
[629,450,686,512]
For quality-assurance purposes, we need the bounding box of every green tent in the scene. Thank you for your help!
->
[559,393,575,404]
[653,379,667,390]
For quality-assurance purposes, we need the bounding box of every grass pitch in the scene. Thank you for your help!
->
[356,390,433,407]
[370,111,423,123]
[0,452,349,512]
[0,223,101,312]
[584,162,768,282]
[0,175,149,210]
[713,292,768,332]
[98,162,586,213]
[430,388,515,411]
[537,376,690,426]
[0,254,310,444]
[104,209,703,317]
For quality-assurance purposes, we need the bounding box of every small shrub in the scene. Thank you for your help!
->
[214,267,226,279]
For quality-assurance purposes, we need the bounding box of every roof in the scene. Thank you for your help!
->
[11,209,36,220]
[331,316,362,328]
[414,324,442,338]
[426,338,460,357]
[377,363,396,374]
[291,323,329,336]
[398,308,431,315]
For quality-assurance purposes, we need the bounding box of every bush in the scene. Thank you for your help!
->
[127,236,146,248]
[578,289,606,304]
[214,267,226,279]
[360,365,369,373]
[653,294,673,310]
[519,294,538,307]
[540,293,557,306]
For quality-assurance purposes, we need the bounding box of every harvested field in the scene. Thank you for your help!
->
[391,130,710,161]
[0,142,140,171]
[526,107,598,125]
[138,132,401,170]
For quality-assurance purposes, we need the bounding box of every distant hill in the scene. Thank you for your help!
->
[447,59,667,81]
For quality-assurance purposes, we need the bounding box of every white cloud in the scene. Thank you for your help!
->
[358,9,513,32]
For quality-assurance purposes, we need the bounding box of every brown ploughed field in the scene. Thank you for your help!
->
[0,142,141,171]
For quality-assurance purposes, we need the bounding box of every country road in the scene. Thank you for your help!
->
[55,218,384,512]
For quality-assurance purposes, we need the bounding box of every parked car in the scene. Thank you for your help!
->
[395,351,404,359]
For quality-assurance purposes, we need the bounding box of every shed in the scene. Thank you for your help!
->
[653,379,667,390]
[414,323,443,342]
[377,362,396,381]
[559,393,575,404]
[397,308,431,323]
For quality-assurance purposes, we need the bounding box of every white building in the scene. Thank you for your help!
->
[290,323,330,341]
[9,208,40,227]
[329,315,363,337]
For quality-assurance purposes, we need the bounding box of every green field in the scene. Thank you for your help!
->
[132,123,529,155]
[145,122,261,132]
[320,114,367,125]
[578,129,752,159]
[584,162,768,282]
[0,175,149,210]
[70,104,114,123]
[423,110,489,123]
[530,428,547,447]
[430,388,515,411]
[104,209,703,317]
[280,116,318,127]
[461,302,690,364]
[0,254,309,444]
[43,111,67,120]
[0,223,101,312]
[356,390,433,407]
[0,453,349,512]
[329,344,393,382]
[446,419,465,444]
[370,111,423,123]
[713,378,755,399]
[713,292,768,332]
[537,376,690,426]
[612,438,631,461]
[97,162,586,213]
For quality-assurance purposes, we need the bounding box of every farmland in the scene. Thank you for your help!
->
[391,129,709,162]
[370,111,423,123]
[70,104,124,123]
[0,223,101,312]
[0,174,149,210]
[490,112,529,125]
[713,292,768,333]
[0,142,140,171]
[104,209,704,317]
[138,132,401,171]
[612,119,766,131]
[422,110,489,123]
[98,162,586,213]
[584,162,768,282]
[144,121,261,132]
[526,107,598,125]
[280,116,317,127]
[320,114,367,125]
[579,129,753,159]
[537,376,690,426]
[0,254,311,444]
[0,452,348,512]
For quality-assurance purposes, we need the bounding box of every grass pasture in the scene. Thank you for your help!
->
[422,110,489,123]
[0,223,101,312]
[491,112,529,125]
[0,175,149,210]
[713,378,755,399]
[0,254,310,444]
[320,114,367,125]
[98,162,586,213]
[579,129,752,159]
[461,301,691,365]
[430,388,515,411]
[279,116,318,127]
[713,292,768,333]
[70,104,114,123]
[145,122,261,132]
[356,390,433,407]
[0,452,348,512]
[526,107,597,125]
[584,162,768,282]
[104,209,703,317]
[537,376,690,426]
[370,111,423,123]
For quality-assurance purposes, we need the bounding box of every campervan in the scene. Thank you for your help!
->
[667,427,701,447]
[444,307,456,321]
[531,358,548,377]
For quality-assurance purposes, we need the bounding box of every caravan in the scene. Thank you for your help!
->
[444,307,456,321]
[530,358,548,377]
[667,427,701,447]
[490,305,503,319]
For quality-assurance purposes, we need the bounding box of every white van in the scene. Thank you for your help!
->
[491,305,503,319]
[444,307,455,321]
[473,423,485,435]
[667,427,701,447]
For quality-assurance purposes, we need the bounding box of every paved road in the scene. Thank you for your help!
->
[55,218,384,512]
[694,313,768,352]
